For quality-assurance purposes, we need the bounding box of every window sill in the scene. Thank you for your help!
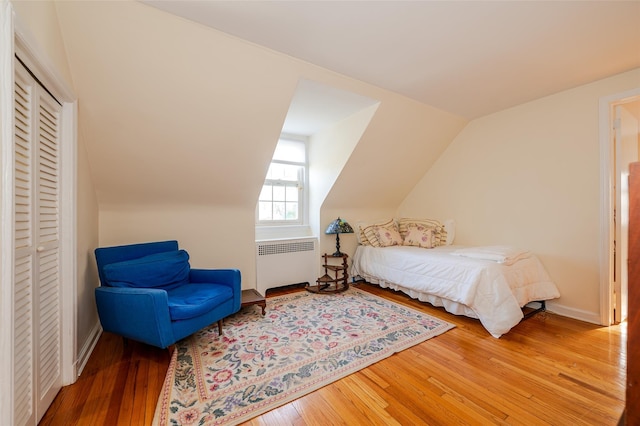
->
[255,225,313,241]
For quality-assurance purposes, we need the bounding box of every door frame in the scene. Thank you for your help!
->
[599,87,640,326]
[0,2,77,423]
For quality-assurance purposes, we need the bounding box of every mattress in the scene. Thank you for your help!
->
[350,245,560,338]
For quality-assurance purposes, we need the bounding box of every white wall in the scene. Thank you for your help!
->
[398,68,640,322]
[99,204,254,274]
[75,127,99,360]
[320,95,467,257]
[309,103,379,244]
[11,0,73,87]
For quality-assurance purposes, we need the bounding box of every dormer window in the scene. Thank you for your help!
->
[257,136,307,225]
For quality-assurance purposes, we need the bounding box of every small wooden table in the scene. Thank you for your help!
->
[241,289,266,315]
[307,253,349,294]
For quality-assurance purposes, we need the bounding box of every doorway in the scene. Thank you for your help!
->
[601,89,640,326]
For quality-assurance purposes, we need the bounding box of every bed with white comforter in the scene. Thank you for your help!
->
[350,244,560,338]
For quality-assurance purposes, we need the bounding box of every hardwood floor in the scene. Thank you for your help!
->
[39,332,171,426]
[41,283,626,425]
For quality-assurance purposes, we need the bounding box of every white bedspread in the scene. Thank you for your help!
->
[450,245,531,265]
[350,245,560,338]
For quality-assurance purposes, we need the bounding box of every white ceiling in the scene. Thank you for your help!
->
[143,1,640,120]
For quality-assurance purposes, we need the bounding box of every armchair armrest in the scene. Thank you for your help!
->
[189,268,242,310]
[189,268,241,285]
[95,287,175,348]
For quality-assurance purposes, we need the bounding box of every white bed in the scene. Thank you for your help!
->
[350,244,560,338]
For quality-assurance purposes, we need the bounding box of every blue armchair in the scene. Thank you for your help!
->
[94,240,241,348]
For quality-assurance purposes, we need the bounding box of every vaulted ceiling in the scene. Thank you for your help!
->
[143,0,640,119]
[53,0,465,210]
[51,0,639,211]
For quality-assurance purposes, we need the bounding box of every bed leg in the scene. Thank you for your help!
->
[523,300,546,319]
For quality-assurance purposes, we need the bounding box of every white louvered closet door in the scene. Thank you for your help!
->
[14,60,63,426]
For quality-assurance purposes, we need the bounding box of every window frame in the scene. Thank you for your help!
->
[256,135,308,226]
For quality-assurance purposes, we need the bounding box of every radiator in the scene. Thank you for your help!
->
[256,237,318,296]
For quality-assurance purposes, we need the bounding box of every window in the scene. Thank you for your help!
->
[257,137,307,225]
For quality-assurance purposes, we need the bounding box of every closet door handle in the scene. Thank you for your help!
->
[36,246,45,253]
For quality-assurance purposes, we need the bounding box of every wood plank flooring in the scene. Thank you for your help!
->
[40,282,626,425]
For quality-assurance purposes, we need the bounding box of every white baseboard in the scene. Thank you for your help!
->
[545,301,601,325]
[76,321,102,377]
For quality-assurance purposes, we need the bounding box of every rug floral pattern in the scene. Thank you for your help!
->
[153,287,454,425]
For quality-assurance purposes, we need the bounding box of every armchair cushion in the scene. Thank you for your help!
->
[103,249,190,290]
[166,284,233,320]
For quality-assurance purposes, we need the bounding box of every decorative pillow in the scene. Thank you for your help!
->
[403,225,435,248]
[397,218,447,247]
[355,222,370,246]
[373,225,403,247]
[443,219,455,245]
[103,250,191,290]
[362,219,397,247]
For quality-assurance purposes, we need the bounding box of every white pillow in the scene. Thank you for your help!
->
[443,219,455,245]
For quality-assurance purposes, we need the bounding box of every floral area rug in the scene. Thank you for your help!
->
[153,287,454,425]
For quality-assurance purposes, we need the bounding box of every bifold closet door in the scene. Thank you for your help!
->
[13,59,63,425]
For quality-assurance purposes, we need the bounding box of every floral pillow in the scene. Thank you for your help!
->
[398,218,447,247]
[362,219,396,247]
[403,225,435,249]
[373,225,403,247]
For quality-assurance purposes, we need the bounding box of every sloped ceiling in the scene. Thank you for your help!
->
[143,0,640,119]
[55,0,300,207]
[52,0,638,214]
[282,79,379,136]
[53,0,466,212]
